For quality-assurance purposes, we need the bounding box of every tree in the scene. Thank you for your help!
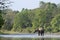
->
[37,2,58,32]
[51,14,60,32]
[0,0,13,30]
[13,9,32,31]
[0,0,13,17]
[0,10,4,29]
[2,9,16,30]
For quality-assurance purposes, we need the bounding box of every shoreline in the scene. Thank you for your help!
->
[0,30,60,35]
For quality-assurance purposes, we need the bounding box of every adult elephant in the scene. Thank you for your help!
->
[34,27,44,36]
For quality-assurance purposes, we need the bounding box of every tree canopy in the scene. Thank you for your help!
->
[0,1,60,33]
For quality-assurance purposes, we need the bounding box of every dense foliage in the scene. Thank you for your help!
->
[0,1,60,33]
[12,2,60,33]
[0,10,4,29]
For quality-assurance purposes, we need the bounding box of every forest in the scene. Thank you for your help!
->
[0,1,60,34]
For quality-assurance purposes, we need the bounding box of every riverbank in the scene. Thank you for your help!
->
[0,30,20,34]
[0,30,60,35]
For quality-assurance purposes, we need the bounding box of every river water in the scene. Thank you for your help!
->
[0,33,60,40]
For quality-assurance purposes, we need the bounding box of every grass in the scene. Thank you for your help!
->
[0,30,20,34]
[0,30,60,34]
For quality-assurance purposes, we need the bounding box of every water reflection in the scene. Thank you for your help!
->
[41,38,44,40]
[0,37,60,40]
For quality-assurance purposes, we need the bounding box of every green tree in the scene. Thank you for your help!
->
[13,9,33,32]
[2,9,16,30]
[0,10,4,29]
[51,14,60,32]
[38,2,57,32]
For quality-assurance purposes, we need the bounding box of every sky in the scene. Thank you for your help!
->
[10,0,60,11]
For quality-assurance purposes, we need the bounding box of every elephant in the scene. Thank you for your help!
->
[34,27,44,36]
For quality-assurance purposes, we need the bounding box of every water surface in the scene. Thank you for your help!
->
[0,34,60,40]
[0,37,60,40]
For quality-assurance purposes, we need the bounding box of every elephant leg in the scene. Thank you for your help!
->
[41,32,44,36]
[38,33,40,36]
[38,31,40,36]
[41,32,42,36]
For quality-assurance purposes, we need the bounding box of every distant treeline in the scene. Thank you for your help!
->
[0,1,60,33]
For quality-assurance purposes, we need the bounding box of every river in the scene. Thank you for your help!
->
[0,33,60,40]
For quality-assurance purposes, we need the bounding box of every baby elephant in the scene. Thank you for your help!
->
[34,28,44,36]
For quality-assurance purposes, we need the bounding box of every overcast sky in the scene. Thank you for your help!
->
[10,0,60,11]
